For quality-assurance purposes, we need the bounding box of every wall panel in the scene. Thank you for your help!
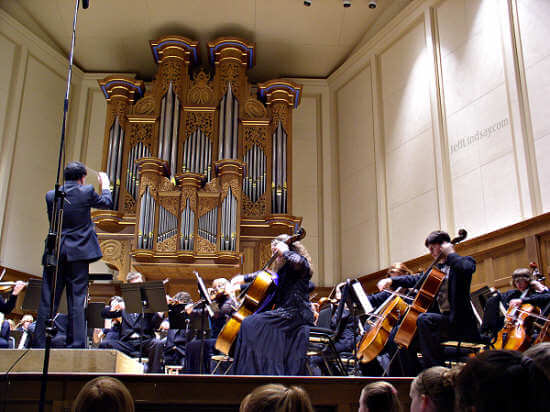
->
[380,22,437,262]
[437,0,520,236]
[336,67,379,276]
[0,54,65,275]
[517,0,550,212]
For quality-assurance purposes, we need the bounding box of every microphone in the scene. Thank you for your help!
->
[82,0,89,9]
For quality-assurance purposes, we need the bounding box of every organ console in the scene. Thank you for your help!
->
[92,35,303,289]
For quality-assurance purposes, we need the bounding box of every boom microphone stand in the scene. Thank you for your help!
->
[39,1,89,411]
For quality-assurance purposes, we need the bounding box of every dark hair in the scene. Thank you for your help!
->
[174,291,192,305]
[456,350,550,412]
[239,384,314,412]
[411,366,458,412]
[424,230,451,247]
[72,376,134,412]
[525,343,550,381]
[64,161,87,181]
[360,381,401,412]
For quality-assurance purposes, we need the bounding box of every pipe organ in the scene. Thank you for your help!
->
[93,35,303,289]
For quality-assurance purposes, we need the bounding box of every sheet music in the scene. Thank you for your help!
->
[350,280,374,314]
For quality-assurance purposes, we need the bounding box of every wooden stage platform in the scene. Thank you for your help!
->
[3,373,413,412]
[0,350,413,411]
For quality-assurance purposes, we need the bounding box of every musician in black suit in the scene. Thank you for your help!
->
[377,230,479,369]
[101,272,164,373]
[164,291,193,368]
[34,162,112,348]
[0,281,26,348]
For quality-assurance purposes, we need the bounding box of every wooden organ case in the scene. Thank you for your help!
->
[92,36,303,292]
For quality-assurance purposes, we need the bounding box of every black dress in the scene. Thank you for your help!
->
[232,250,314,375]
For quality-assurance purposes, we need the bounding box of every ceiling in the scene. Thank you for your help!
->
[1,0,411,83]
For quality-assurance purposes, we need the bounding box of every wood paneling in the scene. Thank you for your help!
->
[357,212,550,294]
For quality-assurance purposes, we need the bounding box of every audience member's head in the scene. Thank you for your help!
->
[359,381,401,412]
[239,384,314,412]
[525,342,550,381]
[409,366,458,412]
[455,350,550,412]
[72,376,134,412]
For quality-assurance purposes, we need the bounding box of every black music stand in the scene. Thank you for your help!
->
[121,281,167,364]
[22,279,68,314]
[194,272,216,373]
[343,279,374,376]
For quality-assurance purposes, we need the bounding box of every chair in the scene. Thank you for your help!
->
[211,354,233,375]
[307,289,351,376]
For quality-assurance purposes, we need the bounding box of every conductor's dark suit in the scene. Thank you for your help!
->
[34,181,112,348]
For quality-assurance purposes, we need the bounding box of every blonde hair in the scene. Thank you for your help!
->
[411,366,459,412]
[72,376,134,412]
[387,262,412,277]
[239,384,314,412]
[360,381,401,412]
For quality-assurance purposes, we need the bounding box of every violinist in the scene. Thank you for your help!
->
[481,268,549,339]
[185,278,237,373]
[310,282,360,376]
[377,230,479,370]
[164,291,193,369]
[100,272,164,373]
[0,280,26,316]
[98,296,123,349]
[231,234,314,375]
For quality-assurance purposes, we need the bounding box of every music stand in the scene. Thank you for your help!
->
[121,281,168,364]
[22,279,68,314]
[168,304,190,330]
[86,302,106,329]
[194,272,216,373]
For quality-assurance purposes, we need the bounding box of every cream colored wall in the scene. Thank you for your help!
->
[0,10,113,276]
[517,0,550,212]
[330,0,548,279]
[337,67,379,276]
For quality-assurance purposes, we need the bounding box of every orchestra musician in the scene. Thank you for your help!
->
[184,279,236,373]
[230,234,315,375]
[377,230,479,369]
[309,282,358,376]
[0,280,26,348]
[98,296,123,349]
[35,162,112,348]
[164,291,193,369]
[481,268,549,339]
[100,272,164,373]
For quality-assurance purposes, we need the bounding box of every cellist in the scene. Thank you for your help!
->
[376,230,479,369]
[481,268,548,340]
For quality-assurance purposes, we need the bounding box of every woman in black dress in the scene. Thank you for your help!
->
[231,234,314,375]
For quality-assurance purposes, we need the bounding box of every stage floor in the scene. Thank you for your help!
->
[0,349,413,411]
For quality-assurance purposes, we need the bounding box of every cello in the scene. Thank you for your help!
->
[356,287,409,363]
[215,228,306,355]
[393,229,468,348]
[494,263,546,351]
